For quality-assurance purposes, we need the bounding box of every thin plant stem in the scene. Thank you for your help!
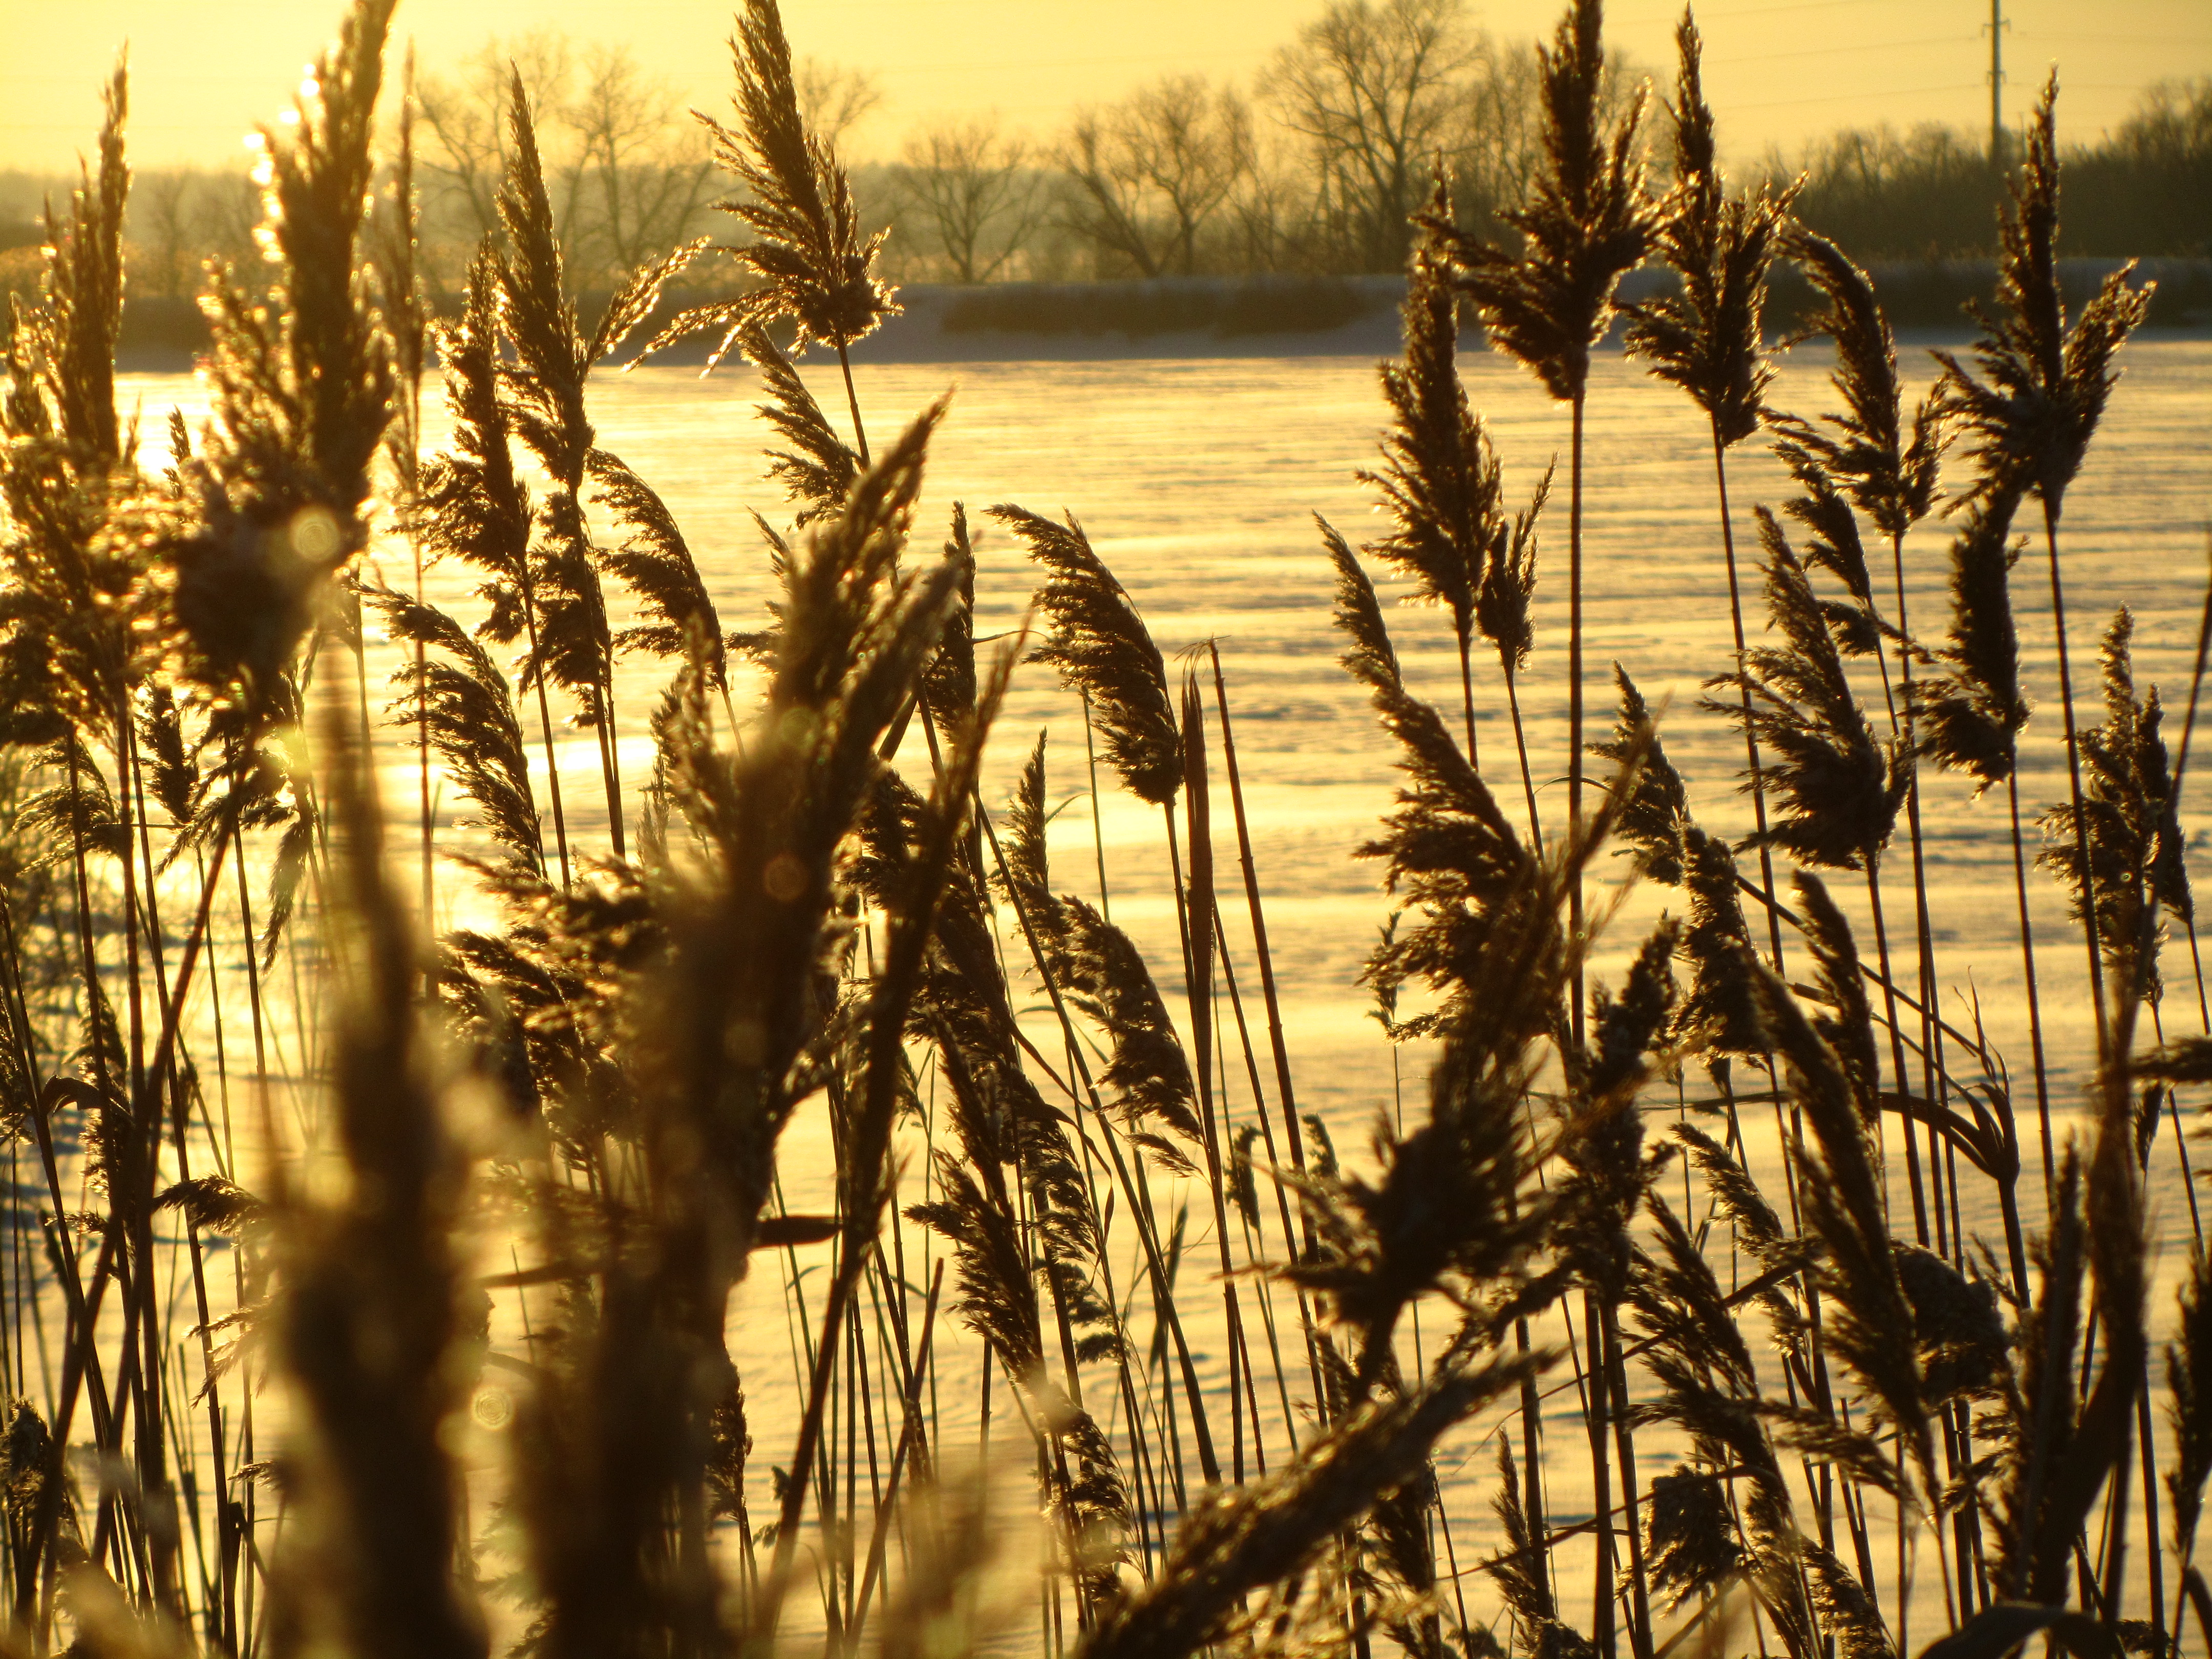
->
[2043,503,2111,1052]
[1865,863,1934,1247]
[1712,428,1789,972]
[1569,387,1586,1046]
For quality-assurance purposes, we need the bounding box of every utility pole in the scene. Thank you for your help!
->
[1986,0,2007,166]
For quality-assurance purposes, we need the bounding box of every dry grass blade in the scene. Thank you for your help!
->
[1080,1354,1539,1659]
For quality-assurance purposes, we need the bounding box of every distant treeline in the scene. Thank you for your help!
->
[2,0,2205,306]
[1785,78,2212,260]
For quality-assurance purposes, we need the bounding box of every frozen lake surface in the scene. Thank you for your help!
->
[109,334,2212,1638]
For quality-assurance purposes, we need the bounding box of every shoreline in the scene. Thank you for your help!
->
[107,257,2212,373]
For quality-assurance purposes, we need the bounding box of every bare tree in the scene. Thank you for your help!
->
[892,117,1043,283]
[1446,39,1551,238]
[568,43,718,276]
[1267,0,1482,271]
[1059,77,1254,278]
[417,32,577,247]
[796,57,885,150]
[132,171,199,296]
[416,33,717,289]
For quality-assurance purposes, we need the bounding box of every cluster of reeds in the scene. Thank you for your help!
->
[0,0,2205,1655]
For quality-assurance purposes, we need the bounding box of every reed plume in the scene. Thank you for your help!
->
[1432,0,1653,409]
[1322,520,1538,1030]
[2171,1248,2212,1609]
[1934,73,2154,1045]
[1912,493,2029,789]
[359,581,543,876]
[1742,919,1938,1498]
[1932,76,2152,520]
[740,320,860,526]
[647,0,896,461]
[1704,513,1907,873]
[2040,607,2187,1007]
[585,450,729,688]
[1431,0,1655,1047]
[1082,1353,1539,1659]
[992,504,1182,805]
[1363,184,1543,773]
[1771,233,1941,547]
[1625,10,1790,453]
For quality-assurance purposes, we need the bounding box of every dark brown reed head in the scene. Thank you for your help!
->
[1082,1354,1539,1659]
[36,60,130,468]
[1792,870,1879,1124]
[990,503,1181,804]
[1701,510,1907,871]
[2169,1247,2212,1567]
[360,580,543,875]
[647,0,898,367]
[1480,461,1552,674]
[585,450,728,688]
[0,61,160,744]
[1623,10,1792,448]
[1593,665,1690,883]
[2038,606,2184,1004]
[1321,518,1538,1026]
[740,319,859,524]
[1911,488,2031,791]
[1932,74,2153,519]
[1360,182,1503,650]
[1490,1434,1590,1655]
[1432,0,1656,404]
[1770,231,1942,546]
[256,0,397,512]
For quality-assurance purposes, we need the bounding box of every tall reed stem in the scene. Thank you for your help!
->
[2044,504,2110,1052]
[1568,389,1588,1044]
[1711,429,1788,971]
[1864,863,1932,1246]
[2005,769,2059,1204]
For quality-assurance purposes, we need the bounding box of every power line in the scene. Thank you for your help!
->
[1710,34,1973,68]
[1730,80,1986,112]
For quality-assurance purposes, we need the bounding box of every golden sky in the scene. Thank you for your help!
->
[4,0,2207,175]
